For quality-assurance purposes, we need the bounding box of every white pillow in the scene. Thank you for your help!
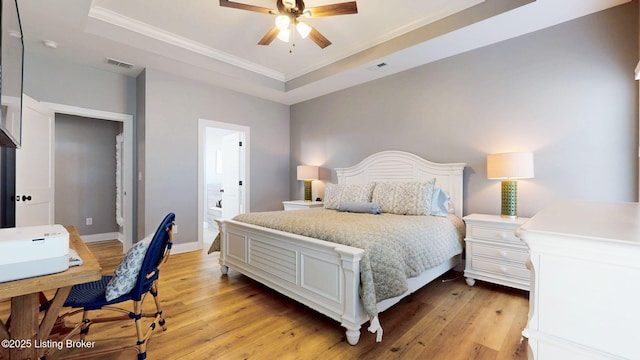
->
[323,183,375,210]
[105,238,151,301]
[430,187,453,217]
[371,179,436,215]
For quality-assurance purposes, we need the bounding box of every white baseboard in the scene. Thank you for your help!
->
[170,241,200,254]
[81,232,122,243]
[81,234,200,255]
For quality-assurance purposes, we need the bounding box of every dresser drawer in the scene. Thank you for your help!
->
[471,258,530,280]
[471,243,529,264]
[468,225,523,245]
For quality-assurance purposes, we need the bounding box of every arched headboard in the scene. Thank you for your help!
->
[335,151,466,217]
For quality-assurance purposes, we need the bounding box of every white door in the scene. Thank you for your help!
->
[15,95,55,226]
[221,132,243,219]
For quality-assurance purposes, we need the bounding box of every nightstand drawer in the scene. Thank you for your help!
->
[471,243,529,264]
[471,258,530,280]
[468,226,522,245]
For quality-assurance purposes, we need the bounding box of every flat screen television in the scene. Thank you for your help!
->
[0,0,23,148]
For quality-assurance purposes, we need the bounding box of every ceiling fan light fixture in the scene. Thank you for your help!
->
[277,28,291,42]
[275,15,291,30]
[220,0,359,49]
[296,21,311,39]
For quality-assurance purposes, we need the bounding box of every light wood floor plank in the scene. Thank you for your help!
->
[0,240,530,359]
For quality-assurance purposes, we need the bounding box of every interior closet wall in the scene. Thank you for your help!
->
[55,114,122,236]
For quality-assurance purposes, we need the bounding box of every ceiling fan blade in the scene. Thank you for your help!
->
[258,26,280,46]
[307,1,357,17]
[219,0,276,15]
[308,26,331,49]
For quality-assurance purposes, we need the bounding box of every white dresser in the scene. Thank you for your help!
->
[463,214,530,291]
[516,202,640,360]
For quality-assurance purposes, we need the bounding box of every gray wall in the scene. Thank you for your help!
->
[290,3,639,218]
[24,55,136,115]
[55,114,122,235]
[24,54,138,238]
[24,54,290,247]
[141,68,290,244]
[136,70,146,241]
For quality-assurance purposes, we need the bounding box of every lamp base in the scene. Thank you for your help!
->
[303,180,312,202]
[501,180,518,218]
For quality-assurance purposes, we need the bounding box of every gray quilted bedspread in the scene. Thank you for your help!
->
[233,208,464,320]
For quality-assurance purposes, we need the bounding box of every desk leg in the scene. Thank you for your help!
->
[36,286,72,358]
[0,319,10,359]
[10,293,38,359]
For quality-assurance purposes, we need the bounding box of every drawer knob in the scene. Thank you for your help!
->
[499,250,509,258]
[500,266,508,274]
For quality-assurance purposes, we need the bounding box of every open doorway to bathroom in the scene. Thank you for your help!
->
[197,119,250,252]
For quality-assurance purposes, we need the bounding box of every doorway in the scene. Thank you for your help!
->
[197,119,250,251]
[42,102,134,251]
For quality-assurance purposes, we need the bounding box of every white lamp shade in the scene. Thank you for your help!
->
[275,15,290,30]
[297,165,319,180]
[296,22,312,39]
[277,28,291,42]
[487,152,534,179]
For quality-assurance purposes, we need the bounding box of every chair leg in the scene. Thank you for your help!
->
[151,283,167,330]
[133,300,148,360]
[80,311,91,338]
[134,282,167,359]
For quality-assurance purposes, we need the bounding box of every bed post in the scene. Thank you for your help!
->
[217,220,230,275]
[335,245,364,345]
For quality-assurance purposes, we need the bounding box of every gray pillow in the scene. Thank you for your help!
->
[338,201,381,214]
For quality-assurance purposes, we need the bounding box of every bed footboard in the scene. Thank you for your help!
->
[219,219,367,345]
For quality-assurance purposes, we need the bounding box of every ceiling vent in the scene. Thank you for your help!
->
[105,57,134,69]
[367,62,388,71]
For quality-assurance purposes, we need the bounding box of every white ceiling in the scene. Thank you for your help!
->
[16,0,631,105]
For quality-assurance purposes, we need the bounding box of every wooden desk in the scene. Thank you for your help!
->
[0,226,102,359]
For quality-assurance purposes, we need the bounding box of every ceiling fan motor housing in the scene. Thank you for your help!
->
[278,0,306,17]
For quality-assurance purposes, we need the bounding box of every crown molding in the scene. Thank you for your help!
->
[88,6,286,82]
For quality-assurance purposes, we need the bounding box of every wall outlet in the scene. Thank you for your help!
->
[86,217,93,226]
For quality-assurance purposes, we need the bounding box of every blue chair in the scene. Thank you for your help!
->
[49,213,175,360]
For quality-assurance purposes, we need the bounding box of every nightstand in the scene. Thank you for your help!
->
[463,214,530,291]
[282,200,324,211]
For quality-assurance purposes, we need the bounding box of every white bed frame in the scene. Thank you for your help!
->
[218,150,466,345]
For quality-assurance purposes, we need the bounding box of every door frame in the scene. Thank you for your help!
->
[197,118,250,251]
[42,102,134,252]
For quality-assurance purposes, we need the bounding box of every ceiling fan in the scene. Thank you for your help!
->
[219,0,358,49]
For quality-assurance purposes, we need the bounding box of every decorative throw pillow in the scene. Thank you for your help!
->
[105,238,151,301]
[430,187,453,217]
[338,201,381,214]
[371,179,436,215]
[323,183,375,210]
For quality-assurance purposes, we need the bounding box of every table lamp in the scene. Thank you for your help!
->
[297,165,319,202]
[487,152,534,218]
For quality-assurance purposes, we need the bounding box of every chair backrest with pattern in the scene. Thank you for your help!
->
[132,213,175,300]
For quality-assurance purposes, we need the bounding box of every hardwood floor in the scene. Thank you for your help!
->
[1,240,530,359]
